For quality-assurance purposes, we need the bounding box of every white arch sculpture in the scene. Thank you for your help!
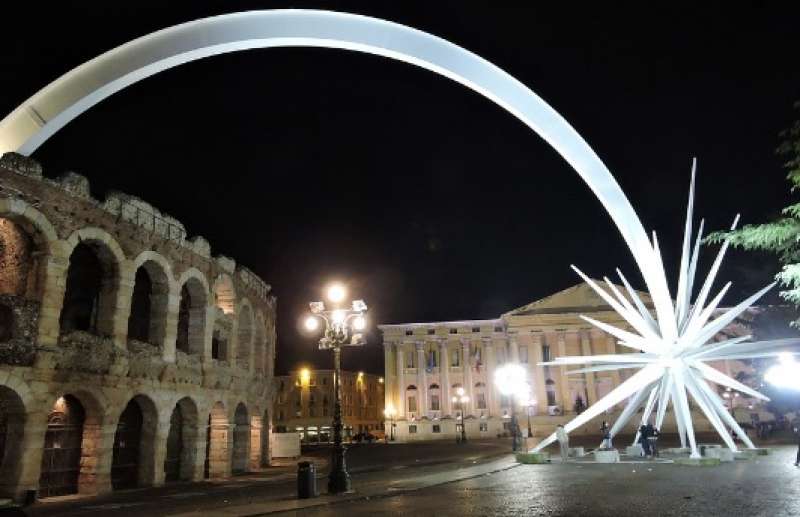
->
[0,9,787,458]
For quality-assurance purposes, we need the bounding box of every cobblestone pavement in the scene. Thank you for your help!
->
[287,445,800,517]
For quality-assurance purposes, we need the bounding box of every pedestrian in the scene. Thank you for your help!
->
[600,420,611,449]
[638,424,651,456]
[646,423,659,458]
[794,423,800,467]
[556,424,569,462]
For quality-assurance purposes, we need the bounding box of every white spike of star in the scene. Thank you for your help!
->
[532,162,800,459]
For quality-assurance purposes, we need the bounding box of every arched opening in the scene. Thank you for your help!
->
[232,403,249,474]
[59,241,118,337]
[39,395,85,498]
[212,275,235,315]
[0,304,12,342]
[176,278,206,356]
[0,386,26,499]
[204,402,228,479]
[406,385,418,417]
[474,382,487,412]
[260,410,270,468]
[428,383,441,413]
[0,217,42,300]
[111,396,157,490]
[127,261,170,347]
[236,306,253,370]
[164,397,199,483]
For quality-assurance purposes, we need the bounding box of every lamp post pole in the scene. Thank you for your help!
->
[527,402,534,438]
[452,387,468,443]
[304,284,368,495]
[510,394,520,452]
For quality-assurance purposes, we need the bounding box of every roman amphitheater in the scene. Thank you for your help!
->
[0,152,276,501]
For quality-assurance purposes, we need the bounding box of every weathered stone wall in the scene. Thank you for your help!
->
[0,153,277,502]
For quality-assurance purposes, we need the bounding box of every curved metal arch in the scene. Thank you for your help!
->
[0,9,672,318]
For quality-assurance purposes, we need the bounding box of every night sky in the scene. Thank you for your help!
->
[2,3,798,375]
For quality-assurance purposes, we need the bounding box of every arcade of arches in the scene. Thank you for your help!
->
[0,155,277,502]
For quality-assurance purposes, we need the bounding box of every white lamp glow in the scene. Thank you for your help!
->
[495,363,529,400]
[765,354,800,391]
[304,316,319,332]
[327,284,347,304]
[331,310,346,324]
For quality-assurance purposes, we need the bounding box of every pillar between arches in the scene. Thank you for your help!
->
[11,412,47,502]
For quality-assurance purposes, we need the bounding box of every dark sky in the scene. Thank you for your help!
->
[2,2,798,375]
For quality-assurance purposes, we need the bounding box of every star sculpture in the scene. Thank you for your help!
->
[532,161,799,459]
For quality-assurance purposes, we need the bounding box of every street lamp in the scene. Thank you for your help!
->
[384,405,397,442]
[495,363,528,452]
[304,283,368,494]
[451,387,470,443]
[525,394,536,438]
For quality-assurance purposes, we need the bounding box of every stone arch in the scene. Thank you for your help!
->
[59,227,126,339]
[204,401,228,479]
[175,269,209,357]
[0,384,27,499]
[236,299,254,370]
[38,394,86,498]
[212,274,236,315]
[231,402,250,474]
[253,311,266,375]
[111,394,158,490]
[0,203,54,300]
[128,251,174,348]
[164,396,199,483]
[405,385,418,416]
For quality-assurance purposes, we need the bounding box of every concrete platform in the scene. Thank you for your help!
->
[516,452,550,464]
[626,445,643,457]
[704,447,734,462]
[569,447,585,458]
[675,457,721,466]
[595,449,620,463]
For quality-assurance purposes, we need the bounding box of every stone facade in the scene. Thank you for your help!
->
[274,369,385,442]
[0,153,276,501]
[380,282,757,443]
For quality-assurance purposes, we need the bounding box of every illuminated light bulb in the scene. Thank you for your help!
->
[327,284,347,303]
[304,316,319,331]
[353,315,366,330]
[332,310,346,324]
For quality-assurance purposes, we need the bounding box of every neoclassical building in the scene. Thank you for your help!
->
[381,282,753,442]
[274,369,385,443]
[0,153,276,502]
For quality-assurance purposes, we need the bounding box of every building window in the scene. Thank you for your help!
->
[479,422,488,432]
[476,393,487,410]
[451,349,460,367]
[472,326,480,333]
[494,326,502,332]
[323,407,328,417]
[278,410,284,421]
[322,377,328,385]
[546,379,557,406]
[520,345,529,364]
[427,328,435,335]
[405,330,413,336]
[542,344,551,362]
[409,425,417,434]
[432,424,441,433]
[497,348,505,364]
[309,407,316,417]
[430,395,440,411]
[449,328,457,334]
[406,351,415,368]
[408,396,417,413]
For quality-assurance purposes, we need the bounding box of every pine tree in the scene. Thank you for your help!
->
[707,103,800,306]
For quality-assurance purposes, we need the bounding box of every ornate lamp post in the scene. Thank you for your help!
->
[495,363,528,452]
[526,395,536,438]
[451,387,469,443]
[304,283,367,495]
[384,405,397,442]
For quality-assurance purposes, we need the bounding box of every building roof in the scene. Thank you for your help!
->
[503,280,653,317]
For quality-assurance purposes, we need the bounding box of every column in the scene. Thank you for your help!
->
[482,336,496,417]
[416,341,427,417]
[508,332,520,363]
[605,334,621,388]
[557,333,572,412]
[383,343,395,422]
[438,338,451,416]
[580,330,598,405]
[531,333,548,416]
[461,339,474,415]
[395,343,405,419]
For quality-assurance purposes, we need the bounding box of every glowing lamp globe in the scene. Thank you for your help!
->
[353,315,366,330]
[304,316,319,332]
[495,363,529,399]
[331,310,347,324]
[327,284,347,304]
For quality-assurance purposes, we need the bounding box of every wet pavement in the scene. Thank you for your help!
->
[287,444,800,517]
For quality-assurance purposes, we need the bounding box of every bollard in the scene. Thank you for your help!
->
[297,461,317,499]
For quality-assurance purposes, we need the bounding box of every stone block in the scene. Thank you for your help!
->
[57,172,91,199]
[516,452,549,464]
[0,152,42,178]
[569,446,585,458]
[675,457,721,466]
[626,445,643,457]
[595,449,620,463]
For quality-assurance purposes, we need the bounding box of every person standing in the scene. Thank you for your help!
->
[600,420,611,449]
[556,424,569,462]
[646,423,659,458]
[638,424,651,457]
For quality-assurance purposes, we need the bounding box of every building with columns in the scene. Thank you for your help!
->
[380,281,756,442]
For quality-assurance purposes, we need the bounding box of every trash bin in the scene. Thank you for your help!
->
[297,461,317,499]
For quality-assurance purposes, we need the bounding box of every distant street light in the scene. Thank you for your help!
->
[304,283,368,494]
[384,405,397,442]
[495,363,529,452]
[765,353,800,390]
[451,387,470,443]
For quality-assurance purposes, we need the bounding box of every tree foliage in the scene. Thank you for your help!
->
[707,102,800,305]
